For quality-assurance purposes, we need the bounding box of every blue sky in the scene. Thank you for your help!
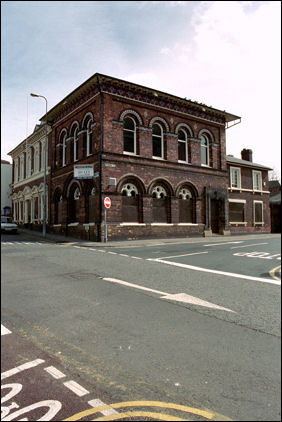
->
[2,1,281,179]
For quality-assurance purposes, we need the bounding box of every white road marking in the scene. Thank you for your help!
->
[233,251,281,260]
[1,359,45,380]
[63,380,90,397]
[119,254,129,257]
[44,366,66,379]
[158,251,208,260]
[150,258,281,286]
[108,251,117,255]
[103,277,166,295]
[131,256,143,260]
[230,242,269,249]
[88,399,119,416]
[102,278,235,312]
[204,241,243,246]
[1,325,12,336]
[161,293,235,312]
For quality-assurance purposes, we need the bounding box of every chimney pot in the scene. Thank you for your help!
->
[241,149,253,162]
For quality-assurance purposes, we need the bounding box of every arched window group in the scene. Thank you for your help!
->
[56,112,95,168]
[121,110,215,167]
[119,178,196,225]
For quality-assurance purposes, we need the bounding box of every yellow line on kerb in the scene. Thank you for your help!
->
[269,265,281,282]
[63,400,232,421]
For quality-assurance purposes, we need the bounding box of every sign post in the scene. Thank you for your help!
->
[104,197,111,242]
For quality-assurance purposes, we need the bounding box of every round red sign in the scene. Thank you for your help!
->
[104,197,111,209]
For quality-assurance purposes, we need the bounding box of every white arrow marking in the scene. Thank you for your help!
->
[160,293,235,312]
[102,278,235,312]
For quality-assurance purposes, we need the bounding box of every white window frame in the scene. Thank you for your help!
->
[74,128,78,162]
[62,135,67,167]
[253,200,264,225]
[152,123,164,160]
[178,130,188,163]
[228,199,247,225]
[253,170,262,191]
[86,120,93,157]
[230,167,241,189]
[200,134,209,166]
[123,117,136,156]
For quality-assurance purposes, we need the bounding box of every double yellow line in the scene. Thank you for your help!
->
[64,400,231,421]
[269,265,281,282]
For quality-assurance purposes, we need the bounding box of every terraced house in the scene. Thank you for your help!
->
[9,73,271,240]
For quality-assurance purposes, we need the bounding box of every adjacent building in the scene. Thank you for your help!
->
[8,73,272,240]
[1,160,13,216]
[8,123,51,228]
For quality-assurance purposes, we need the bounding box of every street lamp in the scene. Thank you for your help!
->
[30,93,48,238]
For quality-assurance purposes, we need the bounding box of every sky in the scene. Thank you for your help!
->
[1,1,281,180]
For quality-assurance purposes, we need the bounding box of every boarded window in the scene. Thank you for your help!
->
[229,202,244,222]
[121,183,139,222]
[254,202,263,223]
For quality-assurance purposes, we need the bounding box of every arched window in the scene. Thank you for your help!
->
[69,186,81,223]
[34,147,39,173]
[74,127,79,162]
[200,134,209,166]
[88,187,96,223]
[123,117,136,154]
[152,185,169,222]
[87,120,93,156]
[62,133,67,167]
[178,130,188,163]
[152,124,164,159]
[54,191,63,224]
[121,183,139,222]
[178,187,195,223]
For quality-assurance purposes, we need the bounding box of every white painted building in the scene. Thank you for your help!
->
[1,160,12,216]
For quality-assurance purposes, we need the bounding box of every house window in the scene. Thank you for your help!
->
[253,170,262,191]
[254,201,263,225]
[200,134,209,166]
[230,167,241,189]
[178,130,188,163]
[152,124,163,159]
[229,201,245,223]
[123,117,136,154]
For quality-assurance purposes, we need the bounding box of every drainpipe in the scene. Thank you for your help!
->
[97,76,104,242]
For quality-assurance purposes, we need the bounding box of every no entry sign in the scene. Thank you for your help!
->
[104,197,111,209]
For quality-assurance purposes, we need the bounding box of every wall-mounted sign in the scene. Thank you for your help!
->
[74,165,94,179]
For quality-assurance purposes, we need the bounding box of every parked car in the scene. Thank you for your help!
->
[1,216,18,233]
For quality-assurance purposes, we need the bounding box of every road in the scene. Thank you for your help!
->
[1,232,281,421]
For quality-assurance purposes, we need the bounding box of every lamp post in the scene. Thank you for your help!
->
[30,93,48,238]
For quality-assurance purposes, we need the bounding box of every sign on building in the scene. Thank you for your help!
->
[74,165,94,179]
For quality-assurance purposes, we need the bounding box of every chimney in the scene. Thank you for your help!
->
[241,149,253,162]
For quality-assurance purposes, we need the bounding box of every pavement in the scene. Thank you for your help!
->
[16,227,279,248]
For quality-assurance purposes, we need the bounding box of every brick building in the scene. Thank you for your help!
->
[9,73,271,240]
[227,149,271,234]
